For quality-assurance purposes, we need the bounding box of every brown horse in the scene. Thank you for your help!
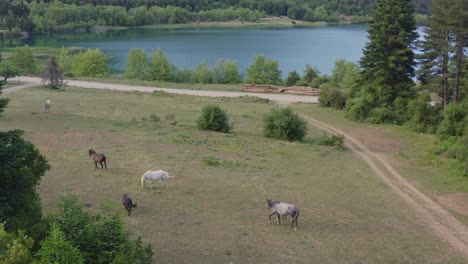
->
[88,149,107,170]
[122,194,137,216]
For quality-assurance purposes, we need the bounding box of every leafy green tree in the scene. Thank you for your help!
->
[11,46,36,74]
[125,49,149,80]
[0,223,34,264]
[149,49,174,81]
[72,49,109,78]
[301,64,320,84]
[285,70,300,86]
[37,223,84,264]
[0,61,20,83]
[263,107,307,141]
[57,48,74,77]
[192,62,213,84]
[246,54,282,85]
[0,130,50,233]
[347,0,418,123]
[212,59,242,84]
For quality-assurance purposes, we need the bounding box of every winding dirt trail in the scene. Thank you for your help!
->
[4,78,468,259]
[302,116,468,259]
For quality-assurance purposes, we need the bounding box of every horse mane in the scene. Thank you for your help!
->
[266,199,279,208]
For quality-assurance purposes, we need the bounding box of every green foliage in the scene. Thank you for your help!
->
[453,131,468,175]
[285,70,301,86]
[125,49,149,80]
[212,59,242,84]
[314,132,345,149]
[436,102,468,138]
[263,107,307,141]
[41,56,64,89]
[0,61,20,83]
[318,85,347,109]
[0,130,50,233]
[72,49,109,78]
[149,49,174,81]
[301,64,320,85]
[344,97,373,121]
[37,223,84,264]
[202,156,221,166]
[57,48,75,77]
[331,59,360,88]
[348,0,418,123]
[11,46,36,74]
[0,223,34,264]
[0,80,9,115]
[197,105,231,133]
[192,62,214,84]
[246,54,282,85]
[405,94,442,133]
[51,193,153,264]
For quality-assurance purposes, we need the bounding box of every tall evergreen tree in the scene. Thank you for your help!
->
[41,56,64,89]
[418,0,455,106]
[452,0,468,102]
[346,0,418,123]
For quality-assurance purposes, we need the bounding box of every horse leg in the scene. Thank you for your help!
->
[103,160,107,170]
[268,213,277,224]
[94,161,98,169]
[162,179,167,188]
[128,207,131,216]
[277,214,281,225]
[100,161,104,170]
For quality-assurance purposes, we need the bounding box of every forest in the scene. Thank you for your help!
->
[0,0,430,34]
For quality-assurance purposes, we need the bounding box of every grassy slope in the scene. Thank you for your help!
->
[293,104,468,221]
[1,87,465,263]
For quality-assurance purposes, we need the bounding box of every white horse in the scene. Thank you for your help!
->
[44,100,51,111]
[141,170,173,189]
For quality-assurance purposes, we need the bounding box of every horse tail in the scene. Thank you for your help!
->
[132,202,137,208]
[165,171,174,178]
[103,155,107,169]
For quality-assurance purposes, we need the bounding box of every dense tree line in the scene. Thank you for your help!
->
[0,0,429,34]
[318,0,467,175]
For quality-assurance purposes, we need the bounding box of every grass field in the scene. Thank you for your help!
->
[1,86,466,263]
[293,104,468,223]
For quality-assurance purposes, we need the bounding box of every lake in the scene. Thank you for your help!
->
[3,25,370,76]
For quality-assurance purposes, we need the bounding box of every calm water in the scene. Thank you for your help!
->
[2,25,370,75]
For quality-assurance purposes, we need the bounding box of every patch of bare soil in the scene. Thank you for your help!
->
[348,127,404,153]
[438,193,468,216]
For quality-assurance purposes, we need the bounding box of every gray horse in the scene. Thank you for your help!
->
[266,199,300,230]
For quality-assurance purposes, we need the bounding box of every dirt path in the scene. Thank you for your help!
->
[5,78,468,259]
[2,82,38,95]
[11,76,319,104]
[302,115,468,259]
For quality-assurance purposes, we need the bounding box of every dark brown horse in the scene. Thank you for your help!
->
[88,149,107,170]
[122,194,137,216]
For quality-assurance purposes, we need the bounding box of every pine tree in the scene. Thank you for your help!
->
[37,223,84,264]
[418,0,455,106]
[41,56,63,89]
[452,0,468,102]
[357,0,418,106]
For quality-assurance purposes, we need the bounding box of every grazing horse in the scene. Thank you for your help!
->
[122,194,137,216]
[44,100,51,111]
[266,199,300,230]
[88,149,107,170]
[141,170,172,189]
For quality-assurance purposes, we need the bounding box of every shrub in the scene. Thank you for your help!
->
[314,132,345,149]
[344,97,373,121]
[318,85,347,109]
[202,156,221,166]
[149,114,161,127]
[285,70,300,86]
[368,107,397,124]
[405,94,442,133]
[263,107,307,141]
[436,102,467,138]
[246,54,282,85]
[197,105,231,133]
[454,131,468,175]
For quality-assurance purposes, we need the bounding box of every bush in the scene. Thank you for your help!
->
[344,97,373,121]
[202,156,221,166]
[436,102,467,138]
[318,85,347,109]
[314,132,345,149]
[405,94,442,133]
[368,107,397,124]
[454,131,468,175]
[263,107,307,141]
[197,105,231,133]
